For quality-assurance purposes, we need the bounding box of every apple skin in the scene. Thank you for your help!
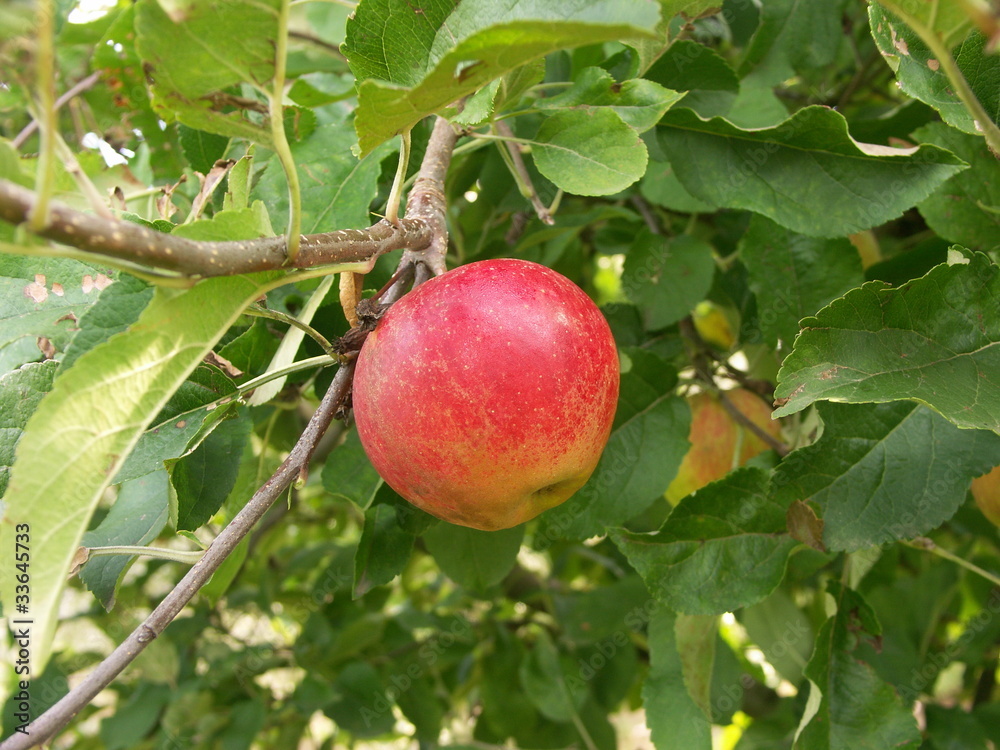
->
[665,388,782,504]
[972,465,1000,527]
[352,259,620,531]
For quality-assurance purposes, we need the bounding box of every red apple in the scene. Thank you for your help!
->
[352,259,620,530]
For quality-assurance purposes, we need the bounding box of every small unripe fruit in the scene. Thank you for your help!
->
[352,259,620,531]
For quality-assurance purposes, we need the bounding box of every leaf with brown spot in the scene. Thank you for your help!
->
[1,256,116,376]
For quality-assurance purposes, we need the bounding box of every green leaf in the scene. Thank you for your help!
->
[873,0,973,39]
[496,60,548,111]
[707,634,746,725]
[377,483,439,537]
[740,0,846,85]
[353,503,415,598]
[223,151,254,212]
[797,582,921,750]
[643,606,712,750]
[518,629,587,722]
[423,522,524,590]
[79,470,169,610]
[216,320,279,376]
[157,364,239,422]
[344,0,661,155]
[772,402,1000,552]
[611,468,797,615]
[395,673,445,742]
[925,705,994,750]
[456,60,548,127]
[178,125,231,175]
[325,662,396,737]
[851,563,961,697]
[658,105,967,237]
[622,230,716,330]
[869,5,996,136]
[532,108,648,196]
[321,427,382,509]
[773,250,1000,432]
[114,371,239,485]
[739,215,864,346]
[639,159,717,213]
[659,0,720,19]
[170,408,253,531]
[286,75,355,108]
[478,628,541,740]
[170,205,274,242]
[538,349,690,540]
[724,78,790,129]
[537,67,683,133]
[451,81,502,128]
[341,0,458,87]
[675,614,717,718]
[552,575,650,644]
[0,139,33,188]
[98,683,172,750]
[134,0,277,144]
[121,213,175,234]
[0,255,115,376]
[255,119,393,233]
[60,274,154,372]
[0,361,57,499]
[0,271,278,675]
[739,589,814,685]
[915,122,1000,252]
[645,39,739,93]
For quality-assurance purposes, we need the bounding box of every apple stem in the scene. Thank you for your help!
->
[83,545,205,565]
[494,120,555,225]
[244,304,338,357]
[718,391,790,457]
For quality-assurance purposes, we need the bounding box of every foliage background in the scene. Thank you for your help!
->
[1,0,1000,748]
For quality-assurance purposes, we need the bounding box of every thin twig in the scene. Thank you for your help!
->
[287,30,346,58]
[718,390,790,457]
[904,537,1000,588]
[12,71,102,149]
[244,305,337,357]
[84,545,205,564]
[52,131,113,219]
[630,195,661,234]
[236,355,334,397]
